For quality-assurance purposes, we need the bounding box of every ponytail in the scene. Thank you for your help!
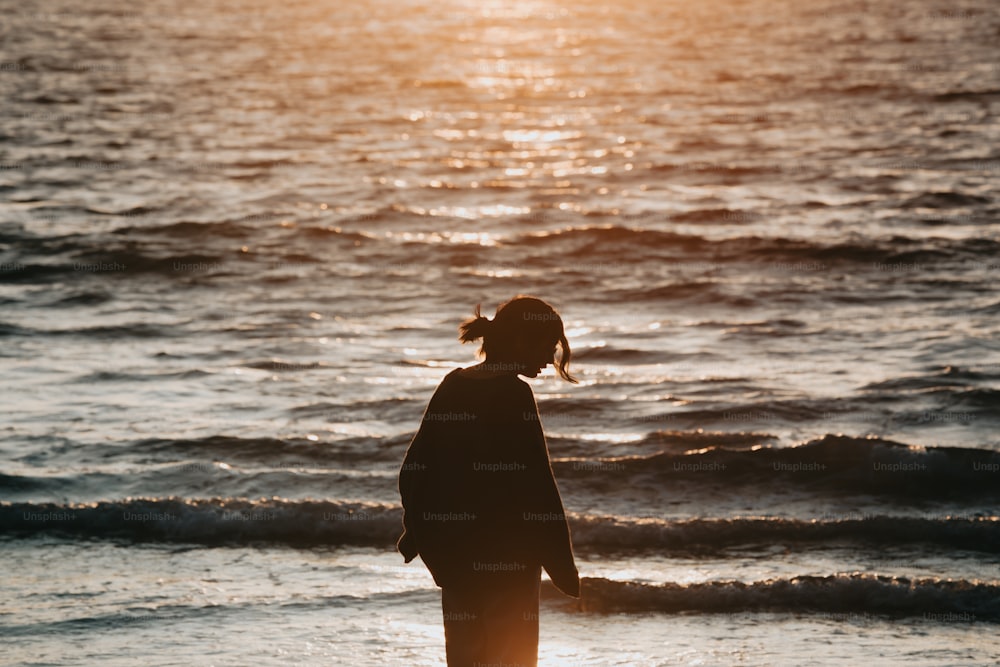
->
[458,304,492,343]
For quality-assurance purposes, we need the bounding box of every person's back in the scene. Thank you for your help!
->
[397,295,581,667]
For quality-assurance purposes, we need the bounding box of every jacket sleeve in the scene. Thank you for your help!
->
[397,423,429,563]
[518,383,580,598]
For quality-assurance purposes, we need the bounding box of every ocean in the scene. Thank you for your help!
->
[1,0,999,664]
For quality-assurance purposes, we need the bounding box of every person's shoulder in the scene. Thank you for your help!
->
[444,368,533,397]
[510,375,531,390]
[508,375,535,402]
[424,368,460,398]
[441,367,463,380]
[448,367,522,382]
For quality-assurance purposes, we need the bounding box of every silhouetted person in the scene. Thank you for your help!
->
[398,295,580,667]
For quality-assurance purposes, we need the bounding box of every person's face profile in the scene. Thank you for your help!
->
[514,336,558,378]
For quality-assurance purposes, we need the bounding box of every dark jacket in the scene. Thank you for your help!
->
[397,369,580,597]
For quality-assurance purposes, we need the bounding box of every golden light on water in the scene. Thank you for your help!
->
[501,129,582,144]
[429,204,531,219]
[377,0,647,211]
[382,230,500,246]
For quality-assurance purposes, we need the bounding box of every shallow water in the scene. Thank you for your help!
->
[3,541,998,666]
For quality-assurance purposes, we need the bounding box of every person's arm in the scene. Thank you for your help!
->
[397,416,432,563]
[516,382,580,598]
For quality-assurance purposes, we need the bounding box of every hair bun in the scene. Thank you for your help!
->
[458,307,492,343]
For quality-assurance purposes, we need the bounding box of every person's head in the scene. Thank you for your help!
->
[458,295,577,383]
